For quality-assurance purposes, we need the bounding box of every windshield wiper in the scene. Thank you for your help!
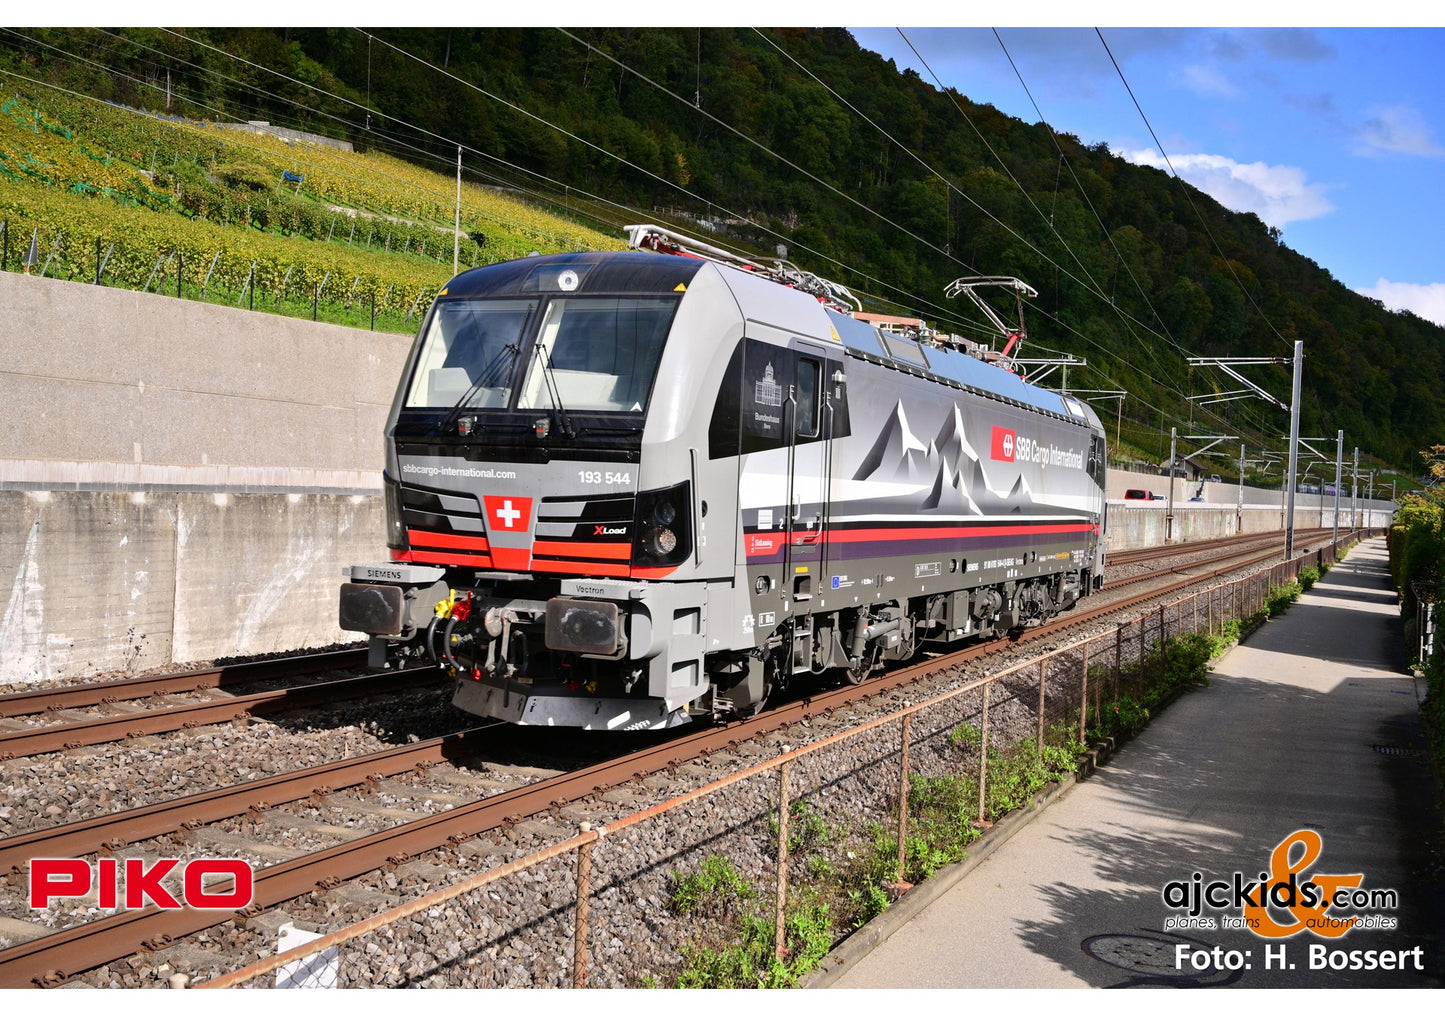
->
[441,342,520,435]
[530,341,576,438]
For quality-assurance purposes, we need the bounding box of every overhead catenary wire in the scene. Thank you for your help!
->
[982,28,1279,451]
[1,31,553,237]
[890,28,1234,426]
[2,28,632,251]
[987,29,1187,359]
[1094,28,1293,354]
[3,27,962,333]
[750,28,1237,445]
[858,28,1289,455]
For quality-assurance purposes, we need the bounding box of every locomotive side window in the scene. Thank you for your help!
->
[516,296,677,412]
[405,298,537,408]
[713,340,841,456]
[1088,434,1107,489]
[795,358,821,439]
[708,343,744,459]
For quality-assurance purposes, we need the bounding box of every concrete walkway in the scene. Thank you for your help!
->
[822,536,1440,989]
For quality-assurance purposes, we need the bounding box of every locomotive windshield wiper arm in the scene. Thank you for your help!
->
[441,342,520,434]
[529,340,576,438]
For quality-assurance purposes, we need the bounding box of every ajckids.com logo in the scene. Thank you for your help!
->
[1161,829,1397,937]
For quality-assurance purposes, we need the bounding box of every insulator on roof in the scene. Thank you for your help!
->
[624,224,860,313]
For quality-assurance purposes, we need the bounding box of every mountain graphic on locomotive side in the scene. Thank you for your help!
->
[339,225,1108,730]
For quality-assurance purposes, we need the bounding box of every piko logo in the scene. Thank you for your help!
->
[29,857,255,910]
[991,426,1016,462]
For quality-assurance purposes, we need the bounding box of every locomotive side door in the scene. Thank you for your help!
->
[786,342,832,604]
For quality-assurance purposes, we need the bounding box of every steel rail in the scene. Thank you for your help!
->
[0,649,370,718]
[0,668,444,760]
[1103,541,1308,593]
[0,531,1375,988]
[1109,527,1332,566]
[0,724,503,876]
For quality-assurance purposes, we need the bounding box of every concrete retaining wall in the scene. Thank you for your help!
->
[0,490,385,685]
[1103,503,1391,550]
[0,272,408,494]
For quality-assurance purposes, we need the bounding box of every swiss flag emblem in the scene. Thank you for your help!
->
[991,426,1016,462]
[482,495,534,531]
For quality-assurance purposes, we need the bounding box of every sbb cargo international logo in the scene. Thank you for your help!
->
[30,857,255,910]
[991,426,1015,462]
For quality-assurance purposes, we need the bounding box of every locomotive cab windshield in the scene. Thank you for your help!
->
[406,292,678,418]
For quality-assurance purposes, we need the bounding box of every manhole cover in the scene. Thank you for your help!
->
[1082,933,1245,987]
[1083,933,1196,978]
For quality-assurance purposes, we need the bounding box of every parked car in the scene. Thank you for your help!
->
[1124,488,1151,500]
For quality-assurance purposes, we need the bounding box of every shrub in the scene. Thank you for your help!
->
[1298,564,1320,591]
[217,160,274,191]
[1264,581,1302,618]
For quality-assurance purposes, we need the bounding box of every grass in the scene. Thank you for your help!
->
[661,733,1084,988]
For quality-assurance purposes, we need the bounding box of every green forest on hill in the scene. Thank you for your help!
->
[2,26,1439,477]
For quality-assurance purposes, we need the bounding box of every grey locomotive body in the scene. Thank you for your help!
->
[340,231,1107,730]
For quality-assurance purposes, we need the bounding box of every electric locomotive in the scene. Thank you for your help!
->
[339,225,1107,730]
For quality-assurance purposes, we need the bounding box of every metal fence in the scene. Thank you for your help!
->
[197,532,1375,990]
[0,217,436,333]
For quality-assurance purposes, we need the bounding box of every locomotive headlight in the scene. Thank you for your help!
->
[383,473,407,551]
[558,269,579,291]
[644,526,678,556]
[631,481,691,567]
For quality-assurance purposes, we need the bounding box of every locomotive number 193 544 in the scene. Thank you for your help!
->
[578,470,632,485]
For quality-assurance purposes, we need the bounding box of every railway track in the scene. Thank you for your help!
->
[0,528,1303,766]
[0,530,1375,989]
[1107,527,1335,566]
[0,649,371,718]
[0,662,444,761]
